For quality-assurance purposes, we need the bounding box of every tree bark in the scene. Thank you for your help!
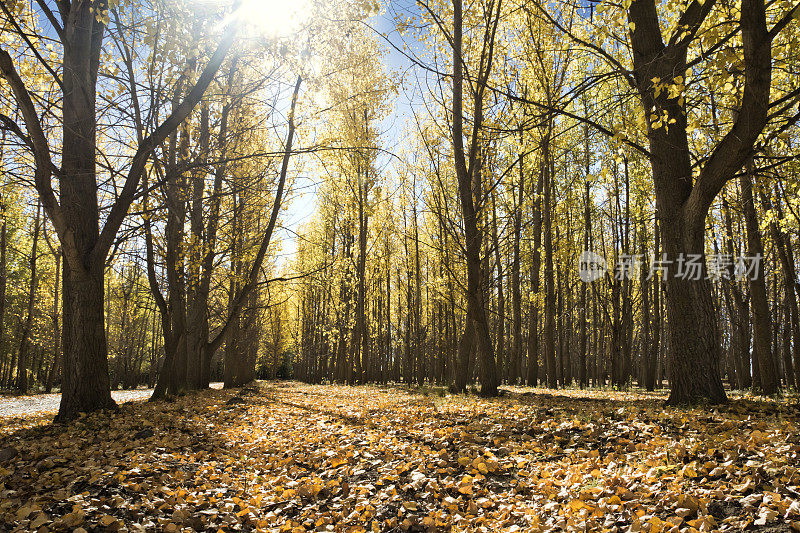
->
[46,252,62,393]
[490,191,505,383]
[510,141,525,384]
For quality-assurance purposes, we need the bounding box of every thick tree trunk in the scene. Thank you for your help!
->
[241,287,259,383]
[56,7,116,417]
[659,213,727,404]
[223,296,241,387]
[58,266,115,418]
[185,104,209,391]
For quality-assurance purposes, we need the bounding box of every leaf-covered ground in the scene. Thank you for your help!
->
[1,383,799,532]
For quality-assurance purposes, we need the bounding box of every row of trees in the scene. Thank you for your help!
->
[292,0,800,402]
[0,0,378,419]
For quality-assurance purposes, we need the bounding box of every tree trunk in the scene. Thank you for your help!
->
[640,221,654,391]
[46,253,62,393]
[58,265,115,418]
[0,202,6,368]
[224,194,243,389]
[526,163,545,386]
[451,0,499,396]
[740,166,777,394]
[542,129,557,389]
[491,191,505,382]
[510,143,525,384]
[579,118,591,388]
[55,2,116,418]
[16,203,41,392]
[762,187,799,389]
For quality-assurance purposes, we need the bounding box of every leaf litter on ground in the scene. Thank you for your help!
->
[1,382,799,532]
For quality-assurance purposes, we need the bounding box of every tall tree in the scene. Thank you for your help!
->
[450,0,501,395]
[0,0,238,419]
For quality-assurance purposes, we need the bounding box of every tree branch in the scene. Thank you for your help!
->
[91,20,239,272]
[686,0,771,227]
[0,48,80,271]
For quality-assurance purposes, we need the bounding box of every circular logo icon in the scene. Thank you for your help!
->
[578,251,606,283]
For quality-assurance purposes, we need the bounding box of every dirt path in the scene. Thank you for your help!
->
[0,383,223,418]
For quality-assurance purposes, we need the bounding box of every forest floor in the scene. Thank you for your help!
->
[1,382,799,532]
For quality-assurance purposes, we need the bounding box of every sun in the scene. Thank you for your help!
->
[236,0,313,38]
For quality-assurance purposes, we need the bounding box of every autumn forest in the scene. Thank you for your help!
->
[1,0,800,530]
